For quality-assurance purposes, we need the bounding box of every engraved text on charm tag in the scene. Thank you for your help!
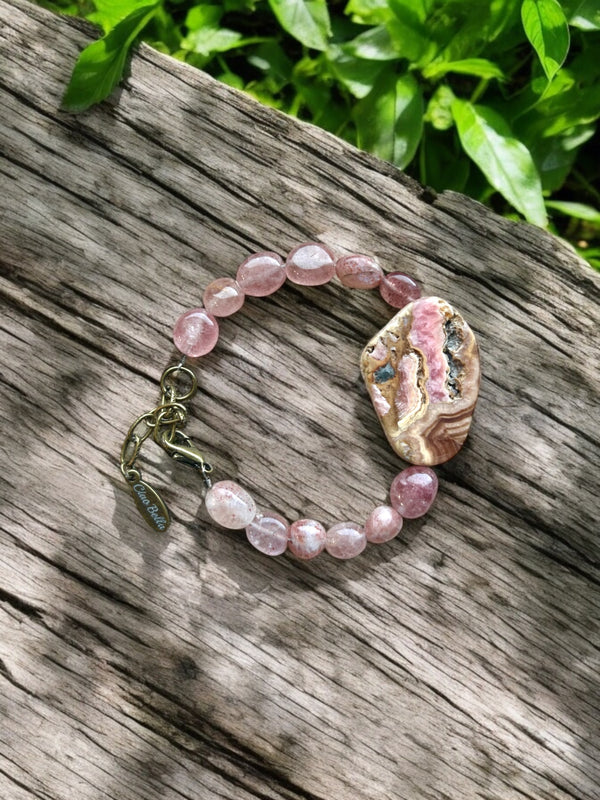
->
[129,479,171,532]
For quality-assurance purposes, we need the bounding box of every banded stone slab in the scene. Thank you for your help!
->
[361,296,480,466]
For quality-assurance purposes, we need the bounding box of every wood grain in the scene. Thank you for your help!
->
[1,2,600,798]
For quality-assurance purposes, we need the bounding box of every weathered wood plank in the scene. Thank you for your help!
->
[1,1,600,799]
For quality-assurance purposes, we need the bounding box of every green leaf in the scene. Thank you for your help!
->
[483,0,524,44]
[248,41,294,92]
[422,58,505,80]
[344,25,399,60]
[344,0,392,25]
[62,2,160,112]
[515,77,600,138]
[327,45,385,98]
[428,2,500,62]
[182,5,263,58]
[527,123,595,192]
[267,0,332,50]
[386,2,433,64]
[355,71,423,168]
[521,0,570,81]
[388,0,430,25]
[562,0,600,30]
[292,57,335,122]
[546,200,600,223]
[425,85,455,130]
[451,97,547,226]
[182,27,244,57]
[419,128,471,191]
[218,71,246,90]
[185,4,223,29]
[87,0,152,33]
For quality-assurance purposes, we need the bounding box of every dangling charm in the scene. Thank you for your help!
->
[360,296,480,466]
[120,363,213,531]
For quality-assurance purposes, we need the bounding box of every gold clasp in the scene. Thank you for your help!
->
[157,429,213,486]
[120,362,212,528]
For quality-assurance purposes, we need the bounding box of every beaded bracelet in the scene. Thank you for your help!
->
[120,242,480,560]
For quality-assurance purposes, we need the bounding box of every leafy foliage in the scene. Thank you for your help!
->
[44,0,600,265]
[62,2,161,110]
[521,0,569,81]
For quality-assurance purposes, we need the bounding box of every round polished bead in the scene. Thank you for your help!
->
[390,467,438,519]
[288,518,326,560]
[236,251,286,297]
[173,307,219,357]
[203,277,245,317]
[205,480,257,529]
[246,510,289,556]
[335,254,383,289]
[365,505,403,543]
[285,242,336,286]
[379,272,421,309]
[326,521,367,559]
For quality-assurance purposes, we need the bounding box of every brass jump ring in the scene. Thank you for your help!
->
[160,365,198,402]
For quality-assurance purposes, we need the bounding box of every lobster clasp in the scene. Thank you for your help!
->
[159,430,213,485]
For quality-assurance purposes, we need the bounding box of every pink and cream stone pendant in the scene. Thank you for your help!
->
[361,296,480,466]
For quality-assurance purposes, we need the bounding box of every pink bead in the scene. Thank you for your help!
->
[203,277,245,317]
[286,242,336,286]
[246,510,289,556]
[390,467,438,519]
[173,307,219,357]
[325,522,367,559]
[205,480,257,529]
[335,254,383,289]
[236,251,286,296]
[288,519,326,560]
[379,272,421,309]
[365,505,403,543]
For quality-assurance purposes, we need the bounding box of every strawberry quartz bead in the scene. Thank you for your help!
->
[288,519,326,559]
[236,252,286,297]
[379,272,421,309]
[390,466,438,519]
[286,242,336,286]
[246,510,289,556]
[205,480,257,529]
[365,505,403,543]
[335,254,383,289]
[203,277,245,317]
[173,307,219,357]
[325,521,367,559]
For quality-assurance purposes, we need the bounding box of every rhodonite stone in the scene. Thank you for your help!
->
[360,296,480,465]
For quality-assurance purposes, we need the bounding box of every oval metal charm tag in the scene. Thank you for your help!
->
[129,479,170,532]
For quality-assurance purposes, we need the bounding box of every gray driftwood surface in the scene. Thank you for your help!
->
[1,1,600,798]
